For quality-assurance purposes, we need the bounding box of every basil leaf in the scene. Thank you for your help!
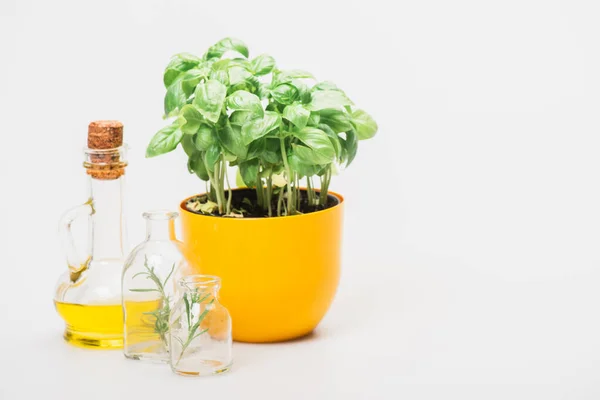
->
[146,124,184,158]
[180,133,196,157]
[193,80,227,124]
[230,110,255,126]
[204,38,249,59]
[282,104,310,129]
[229,65,253,86]
[250,54,275,76]
[343,129,358,167]
[318,124,342,159]
[241,111,281,145]
[209,60,230,86]
[312,81,342,92]
[308,90,353,111]
[205,144,221,172]
[308,113,320,127]
[163,53,202,87]
[318,109,352,133]
[179,105,203,135]
[291,127,336,164]
[164,79,187,117]
[351,109,378,140]
[261,139,282,164]
[226,90,264,118]
[288,152,320,177]
[238,159,259,187]
[180,68,209,96]
[217,121,247,159]
[246,138,266,160]
[271,84,298,105]
[194,124,216,151]
[273,70,315,85]
[188,151,209,181]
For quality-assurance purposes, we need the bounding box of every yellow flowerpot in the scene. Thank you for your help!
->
[179,189,344,343]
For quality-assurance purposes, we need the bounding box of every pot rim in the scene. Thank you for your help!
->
[179,188,344,221]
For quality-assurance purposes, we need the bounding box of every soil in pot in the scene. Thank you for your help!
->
[185,188,339,218]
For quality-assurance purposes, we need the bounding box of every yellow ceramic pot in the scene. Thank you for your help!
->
[179,190,344,343]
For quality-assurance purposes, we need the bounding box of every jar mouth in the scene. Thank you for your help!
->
[180,275,221,290]
[143,210,179,220]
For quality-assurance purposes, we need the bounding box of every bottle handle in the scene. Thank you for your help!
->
[59,199,94,282]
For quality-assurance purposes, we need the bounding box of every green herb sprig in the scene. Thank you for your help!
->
[129,257,175,349]
[173,290,214,366]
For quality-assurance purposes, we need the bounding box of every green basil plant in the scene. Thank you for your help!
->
[146,37,377,217]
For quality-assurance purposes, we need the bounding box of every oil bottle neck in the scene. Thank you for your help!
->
[89,176,128,260]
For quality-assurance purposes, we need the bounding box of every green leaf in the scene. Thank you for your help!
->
[270,84,298,105]
[146,124,184,158]
[318,109,352,133]
[230,110,255,126]
[288,153,320,177]
[204,37,249,59]
[179,105,203,135]
[193,80,227,124]
[319,124,342,159]
[226,90,264,118]
[164,79,187,117]
[129,288,160,293]
[217,121,247,159]
[274,69,315,85]
[342,129,358,167]
[228,63,253,85]
[209,60,230,86]
[180,68,209,96]
[188,152,209,180]
[205,144,221,172]
[181,133,196,157]
[351,109,378,140]
[291,127,336,164]
[282,104,310,129]
[308,90,353,111]
[294,80,312,104]
[194,124,216,150]
[250,54,276,76]
[163,53,202,87]
[241,111,281,145]
[246,138,266,160]
[308,113,320,127]
[261,139,281,164]
[238,159,259,187]
[312,81,342,92]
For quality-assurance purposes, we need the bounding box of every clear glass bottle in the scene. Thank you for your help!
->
[121,211,189,363]
[54,140,129,349]
[169,275,232,376]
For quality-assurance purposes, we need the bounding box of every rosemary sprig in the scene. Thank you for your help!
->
[174,290,214,366]
[129,257,176,350]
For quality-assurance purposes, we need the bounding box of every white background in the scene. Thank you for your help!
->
[1,0,600,398]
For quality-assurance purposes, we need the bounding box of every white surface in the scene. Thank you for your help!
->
[2,0,600,398]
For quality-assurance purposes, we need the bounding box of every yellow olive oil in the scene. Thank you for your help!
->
[54,301,123,349]
[55,299,164,349]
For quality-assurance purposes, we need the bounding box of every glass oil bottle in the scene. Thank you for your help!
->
[54,121,129,349]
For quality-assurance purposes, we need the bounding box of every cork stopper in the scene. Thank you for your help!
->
[88,120,123,149]
[85,120,126,180]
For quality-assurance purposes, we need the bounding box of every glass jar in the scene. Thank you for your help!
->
[169,275,232,376]
[54,145,129,349]
[121,211,189,363]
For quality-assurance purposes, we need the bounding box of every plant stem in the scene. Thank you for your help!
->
[204,156,221,210]
[213,160,224,214]
[277,187,283,216]
[320,166,331,205]
[266,176,273,217]
[224,158,232,215]
[280,138,294,215]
